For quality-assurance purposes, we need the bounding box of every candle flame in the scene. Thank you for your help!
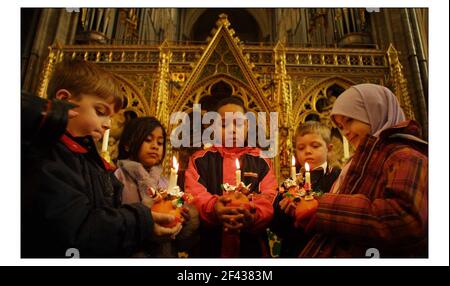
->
[305,162,310,172]
[172,156,179,173]
[291,155,296,166]
[235,158,240,170]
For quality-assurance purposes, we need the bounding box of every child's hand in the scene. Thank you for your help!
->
[141,191,163,209]
[293,199,318,229]
[236,202,256,229]
[279,197,297,217]
[141,194,155,209]
[223,216,244,232]
[175,205,200,240]
[153,222,183,240]
[180,206,190,224]
[151,211,182,239]
[214,196,241,230]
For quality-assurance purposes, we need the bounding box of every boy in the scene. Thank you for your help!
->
[184,97,277,257]
[22,59,180,258]
[271,120,340,257]
[293,121,340,194]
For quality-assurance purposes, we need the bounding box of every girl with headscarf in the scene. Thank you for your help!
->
[296,83,428,258]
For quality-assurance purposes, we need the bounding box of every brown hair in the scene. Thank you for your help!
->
[295,120,332,145]
[47,59,123,112]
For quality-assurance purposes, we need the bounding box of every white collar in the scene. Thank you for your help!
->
[312,162,328,174]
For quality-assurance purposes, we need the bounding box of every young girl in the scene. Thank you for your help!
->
[296,83,428,258]
[115,116,199,257]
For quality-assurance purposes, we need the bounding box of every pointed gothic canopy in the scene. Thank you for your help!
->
[172,14,271,113]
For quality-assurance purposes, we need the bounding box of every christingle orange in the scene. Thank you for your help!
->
[149,187,194,228]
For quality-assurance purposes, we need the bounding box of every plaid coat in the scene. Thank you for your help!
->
[300,120,428,258]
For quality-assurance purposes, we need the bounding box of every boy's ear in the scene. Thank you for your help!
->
[55,89,72,101]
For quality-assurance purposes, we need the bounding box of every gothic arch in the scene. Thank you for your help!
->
[293,76,356,128]
[172,14,271,118]
[114,74,151,117]
[177,74,270,114]
[107,74,150,142]
[181,8,272,41]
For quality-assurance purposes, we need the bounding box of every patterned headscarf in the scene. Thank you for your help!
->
[331,84,406,137]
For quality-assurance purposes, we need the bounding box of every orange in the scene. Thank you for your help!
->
[295,198,318,221]
[151,199,183,228]
[222,191,251,209]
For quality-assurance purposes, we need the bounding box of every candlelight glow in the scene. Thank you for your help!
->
[305,162,310,172]
[290,155,297,181]
[235,158,240,170]
[173,156,179,172]
[101,125,110,152]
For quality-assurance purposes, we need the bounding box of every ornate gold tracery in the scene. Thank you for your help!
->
[36,14,414,180]
[293,76,356,128]
[172,14,271,116]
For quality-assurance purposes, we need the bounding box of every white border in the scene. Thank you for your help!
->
[3,0,448,266]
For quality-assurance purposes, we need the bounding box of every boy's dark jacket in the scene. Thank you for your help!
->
[22,133,154,258]
[271,165,341,257]
[21,92,74,148]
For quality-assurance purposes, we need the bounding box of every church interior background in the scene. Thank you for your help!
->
[21,8,428,181]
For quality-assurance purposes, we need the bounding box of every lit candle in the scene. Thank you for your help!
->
[343,136,350,160]
[235,159,241,185]
[291,156,297,181]
[168,156,179,191]
[101,128,110,152]
[304,162,311,190]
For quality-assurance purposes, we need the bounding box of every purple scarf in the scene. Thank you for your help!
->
[330,83,406,137]
[329,84,406,193]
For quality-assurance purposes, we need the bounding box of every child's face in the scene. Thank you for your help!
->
[333,115,371,149]
[138,127,164,169]
[295,133,330,170]
[217,104,248,147]
[64,93,115,142]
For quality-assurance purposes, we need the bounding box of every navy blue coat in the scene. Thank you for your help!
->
[22,133,154,258]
